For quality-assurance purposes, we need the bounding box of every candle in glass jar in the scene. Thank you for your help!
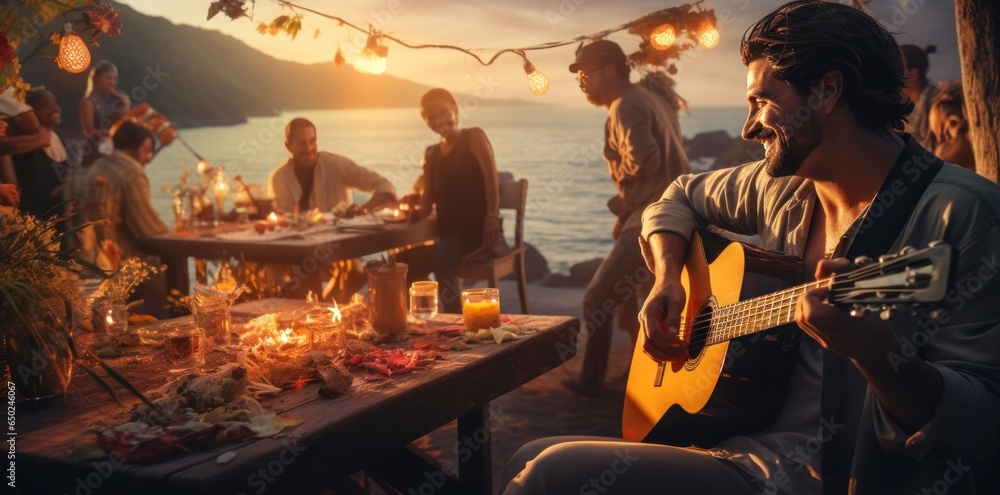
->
[462,288,501,332]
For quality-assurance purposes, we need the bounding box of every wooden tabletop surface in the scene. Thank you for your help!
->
[16,299,579,494]
[136,218,437,264]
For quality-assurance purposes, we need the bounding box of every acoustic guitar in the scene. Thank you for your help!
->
[622,231,952,445]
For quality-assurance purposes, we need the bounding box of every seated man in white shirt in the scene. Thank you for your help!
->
[266,117,397,301]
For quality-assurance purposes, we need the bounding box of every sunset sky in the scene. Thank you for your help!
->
[118,0,962,108]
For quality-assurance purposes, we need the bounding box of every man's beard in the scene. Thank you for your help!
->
[764,118,822,178]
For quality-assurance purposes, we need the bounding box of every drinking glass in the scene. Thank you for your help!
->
[192,286,232,347]
[409,281,439,320]
[366,262,409,334]
[164,323,205,372]
[462,288,501,332]
[91,298,127,337]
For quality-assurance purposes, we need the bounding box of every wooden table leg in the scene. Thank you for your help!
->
[458,403,493,495]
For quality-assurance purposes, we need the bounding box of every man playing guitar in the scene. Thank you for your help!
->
[499,2,1000,494]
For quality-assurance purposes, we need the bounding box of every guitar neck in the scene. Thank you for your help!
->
[704,279,825,345]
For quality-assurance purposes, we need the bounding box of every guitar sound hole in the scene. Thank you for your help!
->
[685,298,716,365]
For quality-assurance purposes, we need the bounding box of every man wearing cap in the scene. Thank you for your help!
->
[567,39,691,397]
[900,44,937,150]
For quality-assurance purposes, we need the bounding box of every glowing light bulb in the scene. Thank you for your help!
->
[650,24,676,50]
[368,55,387,75]
[699,25,720,49]
[354,36,389,75]
[56,28,91,74]
[522,61,549,96]
[352,51,374,74]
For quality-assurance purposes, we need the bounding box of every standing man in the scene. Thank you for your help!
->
[900,44,937,150]
[567,40,691,397]
[501,3,1000,494]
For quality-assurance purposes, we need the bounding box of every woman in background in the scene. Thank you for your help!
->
[10,88,70,222]
[80,60,130,164]
[928,81,976,172]
[404,89,501,312]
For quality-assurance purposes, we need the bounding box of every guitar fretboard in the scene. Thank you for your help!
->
[705,280,826,345]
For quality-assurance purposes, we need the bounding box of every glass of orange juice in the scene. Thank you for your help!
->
[462,288,501,332]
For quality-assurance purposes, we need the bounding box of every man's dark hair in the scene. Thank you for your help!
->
[740,0,913,132]
[419,88,458,117]
[112,120,154,151]
[284,117,316,141]
[24,87,52,109]
[900,44,936,83]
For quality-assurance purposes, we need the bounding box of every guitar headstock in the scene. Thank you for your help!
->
[831,241,952,319]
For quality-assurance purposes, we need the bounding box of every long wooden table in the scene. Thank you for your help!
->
[137,218,437,265]
[15,299,579,495]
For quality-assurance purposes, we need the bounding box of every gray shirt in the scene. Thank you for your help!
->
[641,138,1000,493]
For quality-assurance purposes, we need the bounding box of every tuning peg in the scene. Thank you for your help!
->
[928,240,946,248]
[850,305,865,317]
[898,245,916,255]
[853,256,874,267]
[927,309,942,320]
[878,254,897,264]
[879,305,895,320]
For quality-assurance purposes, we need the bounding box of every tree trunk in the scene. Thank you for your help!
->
[955,0,1000,182]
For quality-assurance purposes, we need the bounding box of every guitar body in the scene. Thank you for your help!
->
[623,231,804,445]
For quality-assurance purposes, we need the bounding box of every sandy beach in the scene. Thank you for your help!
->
[405,278,634,495]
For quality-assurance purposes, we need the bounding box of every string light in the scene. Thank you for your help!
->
[353,35,388,75]
[55,23,91,74]
[698,24,720,49]
[229,1,720,94]
[650,24,676,50]
[523,60,549,96]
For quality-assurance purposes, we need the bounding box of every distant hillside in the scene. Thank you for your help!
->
[19,3,435,135]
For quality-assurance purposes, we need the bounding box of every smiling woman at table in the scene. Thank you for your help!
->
[399,88,501,313]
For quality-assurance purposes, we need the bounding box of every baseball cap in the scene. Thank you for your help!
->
[568,39,627,73]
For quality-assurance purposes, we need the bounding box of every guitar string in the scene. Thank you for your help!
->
[661,270,907,348]
[664,258,896,331]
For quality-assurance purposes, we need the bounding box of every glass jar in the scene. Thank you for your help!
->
[192,286,232,346]
[91,298,127,336]
[462,288,501,332]
[409,281,438,320]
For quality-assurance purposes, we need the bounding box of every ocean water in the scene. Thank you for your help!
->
[145,106,748,274]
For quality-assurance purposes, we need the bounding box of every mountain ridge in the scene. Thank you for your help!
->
[18,3,523,136]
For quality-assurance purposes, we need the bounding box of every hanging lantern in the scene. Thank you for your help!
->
[698,24,720,49]
[56,24,91,74]
[523,61,549,96]
[650,24,676,50]
[353,35,388,75]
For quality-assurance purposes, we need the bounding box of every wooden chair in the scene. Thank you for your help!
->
[455,177,530,314]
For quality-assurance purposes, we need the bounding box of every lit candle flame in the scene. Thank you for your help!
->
[106,313,114,324]
[392,209,400,218]
[268,212,278,222]
[329,302,342,323]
